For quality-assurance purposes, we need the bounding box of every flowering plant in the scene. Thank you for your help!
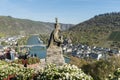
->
[13,57,40,65]
[0,60,93,80]
[108,68,120,80]
[0,60,35,80]
[37,64,93,80]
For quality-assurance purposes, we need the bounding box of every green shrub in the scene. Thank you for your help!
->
[13,57,40,65]
[0,61,35,80]
[36,64,93,80]
[81,56,120,80]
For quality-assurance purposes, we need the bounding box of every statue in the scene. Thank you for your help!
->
[46,18,65,66]
[47,18,63,48]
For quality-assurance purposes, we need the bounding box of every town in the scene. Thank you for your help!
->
[62,38,120,60]
[0,35,120,62]
[0,35,24,61]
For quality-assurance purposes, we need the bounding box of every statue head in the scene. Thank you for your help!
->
[55,18,61,31]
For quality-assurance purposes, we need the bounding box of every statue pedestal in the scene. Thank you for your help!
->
[46,47,65,66]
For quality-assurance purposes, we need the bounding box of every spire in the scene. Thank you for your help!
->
[55,17,60,28]
[55,17,58,24]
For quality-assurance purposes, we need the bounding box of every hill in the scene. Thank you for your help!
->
[0,16,73,36]
[108,31,120,41]
[70,12,120,31]
[63,12,120,48]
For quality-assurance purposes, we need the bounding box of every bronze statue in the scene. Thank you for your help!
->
[47,18,63,48]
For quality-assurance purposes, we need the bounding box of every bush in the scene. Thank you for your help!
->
[70,56,88,68]
[36,64,93,80]
[81,56,120,80]
[108,68,120,80]
[0,60,93,80]
[13,57,40,65]
[0,61,35,80]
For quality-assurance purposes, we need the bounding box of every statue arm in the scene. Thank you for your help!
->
[54,33,63,43]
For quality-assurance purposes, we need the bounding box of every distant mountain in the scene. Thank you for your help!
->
[63,12,120,48]
[0,16,73,36]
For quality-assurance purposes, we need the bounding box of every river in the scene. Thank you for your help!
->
[27,35,70,63]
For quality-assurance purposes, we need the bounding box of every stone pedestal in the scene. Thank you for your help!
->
[46,47,65,66]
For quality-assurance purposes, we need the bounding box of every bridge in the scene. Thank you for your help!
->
[18,44,46,48]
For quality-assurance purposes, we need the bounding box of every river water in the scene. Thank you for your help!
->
[27,35,70,63]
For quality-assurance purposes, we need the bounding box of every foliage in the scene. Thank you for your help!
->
[0,60,35,80]
[81,56,120,80]
[69,56,88,68]
[106,68,120,80]
[62,28,110,47]
[36,64,93,80]
[108,31,120,41]
[71,12,120,31]
[62,12,120,49]
[1,41,8,46]
[39,34,49,45]
[0,60,93,80]
[110,68,120,80]
[13,57,40,65]
[27,57,40,65]
[17,36,28,45]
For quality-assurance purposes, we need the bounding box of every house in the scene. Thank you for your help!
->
[66,47,72,53]
[89,53,102,60]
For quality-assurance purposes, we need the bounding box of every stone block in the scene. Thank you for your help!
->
[46,47,65,66]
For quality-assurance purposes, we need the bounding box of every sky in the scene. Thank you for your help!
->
[0,0,120,24]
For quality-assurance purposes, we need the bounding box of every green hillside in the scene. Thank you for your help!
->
[70,12,120,31]
[0,16,73,36]
[108,31,120,41]
[63,12,120,48]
